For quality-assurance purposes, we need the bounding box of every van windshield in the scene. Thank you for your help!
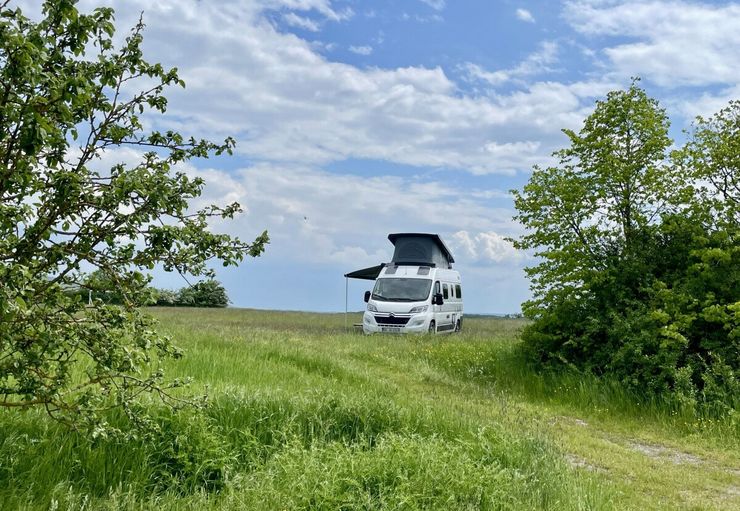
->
[372,278,432,302]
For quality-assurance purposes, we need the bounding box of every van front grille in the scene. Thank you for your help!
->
[374,315,410,325]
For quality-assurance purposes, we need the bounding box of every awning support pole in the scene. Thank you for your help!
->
[344,277,348,331]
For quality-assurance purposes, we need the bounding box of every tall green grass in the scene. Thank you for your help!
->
[0,393,606,510]
[1,307,733,510]
[421,335,739,447]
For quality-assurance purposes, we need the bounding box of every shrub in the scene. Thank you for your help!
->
[176,280,229,307]
[514,82,739,414]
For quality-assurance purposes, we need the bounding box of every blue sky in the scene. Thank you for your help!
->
[18,0,740,313]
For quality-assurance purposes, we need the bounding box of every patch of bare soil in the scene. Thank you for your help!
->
[628,441,704,465]
[548,415,589,427]
[564,453,608,473]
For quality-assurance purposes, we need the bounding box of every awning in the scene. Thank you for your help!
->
[344,263,385,281]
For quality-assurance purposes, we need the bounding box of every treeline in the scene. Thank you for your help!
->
[513,81,738,415]
[151,280,230,307]
[69,271,230,308]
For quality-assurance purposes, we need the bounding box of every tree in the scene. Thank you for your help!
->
[176,280,229,307]
[512,80,681,323]
[680,100,740,225]
[512,81,738,408]
[0,1,268,429]
[72,268,135,305]
[668,102,740,410]
[153,288,178,306]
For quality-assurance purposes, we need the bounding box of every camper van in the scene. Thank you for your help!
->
[347,233,463,334]
[362,264,463,334]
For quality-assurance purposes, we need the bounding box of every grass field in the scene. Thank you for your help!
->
[1,308,738,510]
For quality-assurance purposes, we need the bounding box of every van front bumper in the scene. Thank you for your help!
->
[362,312,429,334]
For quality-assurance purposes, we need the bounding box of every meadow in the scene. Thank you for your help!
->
[0,308,737,510]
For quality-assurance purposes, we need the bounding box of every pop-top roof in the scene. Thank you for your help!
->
[388,233,454,268]
[344,233,454,281]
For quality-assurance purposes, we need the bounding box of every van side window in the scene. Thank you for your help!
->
[456,284,462,298]
[443,284,449,299]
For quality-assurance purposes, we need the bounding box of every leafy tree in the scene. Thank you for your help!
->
[0,1,268,429]
[73,268,143,305]
[153,288,178,306]
[669,102,740,410]
[680,100,740,225]
[512,81,738,409]
[513,80,681,324]
[176,280,229,308]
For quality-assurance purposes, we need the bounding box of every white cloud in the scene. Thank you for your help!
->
[262,0,353,22]
[39,1,608,178]
[183,163,522,269]
[482,141,541,173]
[516,8,535,23]
[310,40,337,52]
[401,11,444,23]
[282,12,320,31]
[419,0,446,10]
[450,231,522,264]
[153,20,593,174]
[564,1,740,87]
[673,84,740,122]
[463,41,559,86]
[348,45,373,55]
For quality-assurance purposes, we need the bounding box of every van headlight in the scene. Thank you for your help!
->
[367,303,378,312]
[409,305,428,314]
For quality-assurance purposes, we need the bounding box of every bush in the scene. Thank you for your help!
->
[154,289,179,306]
[514,82,739,414]
[176,280,229,308]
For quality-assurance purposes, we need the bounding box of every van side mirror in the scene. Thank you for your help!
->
[364,291,371,303]
[433,293,444,305]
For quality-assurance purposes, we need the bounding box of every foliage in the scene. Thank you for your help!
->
[66,274,232,308]
[681,99,740,225]
[64,269,152,305]
[512,80,739,412]
[154,288,178,306]
[0,0,268,429]
[174,280,229,308]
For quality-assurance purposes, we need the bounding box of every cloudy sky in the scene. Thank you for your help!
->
[19,0,740,313]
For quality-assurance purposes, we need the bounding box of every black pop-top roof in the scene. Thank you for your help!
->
[387,233,455,268]
[344,233,455,280]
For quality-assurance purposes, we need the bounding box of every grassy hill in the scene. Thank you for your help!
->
[1,308,737,510]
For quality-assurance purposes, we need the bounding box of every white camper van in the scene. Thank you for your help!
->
[362,264,463,334]
[346,233,463,334]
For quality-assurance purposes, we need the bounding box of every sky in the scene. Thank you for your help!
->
[16,0,740,313]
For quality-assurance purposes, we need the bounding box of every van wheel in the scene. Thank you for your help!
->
[428,320,436,334]
[454,320,461,333]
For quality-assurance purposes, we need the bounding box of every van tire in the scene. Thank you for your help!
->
[454,319,461,333]
[428,320,436,334]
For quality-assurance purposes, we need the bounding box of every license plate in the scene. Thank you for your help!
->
[381,326,402,333]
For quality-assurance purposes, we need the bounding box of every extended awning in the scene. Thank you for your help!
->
[344,263,385,281]
[343,263,384,330]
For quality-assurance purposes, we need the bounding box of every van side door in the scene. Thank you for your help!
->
[433,280,442,326]
[441,283,453,330]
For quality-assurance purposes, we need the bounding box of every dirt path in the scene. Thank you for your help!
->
[546,414,740,510]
